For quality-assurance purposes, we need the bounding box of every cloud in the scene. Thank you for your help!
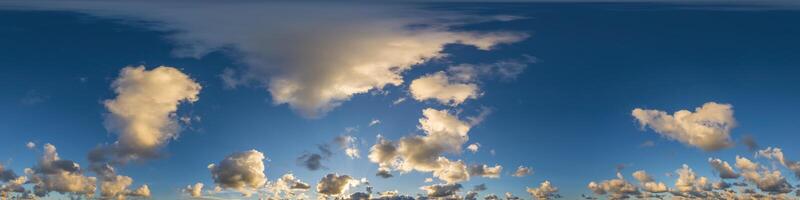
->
[184,182,204,197]
[420,183,462,198]
[297,145,332,171]
[527,181,559,200]
[5,1,527,118]
[335,135,361,159]
[369,119,381,127]
[472,183,487,192]
[673,164,712,198]
[756,147,800,178]
[446,55,534,82]
[25,142,35,149]
[266,173,310,199]
[631,170,668,193]
[410,71,479,106]
[375,169,393,179]
[741,135,759,152]
[316,174,362,197]
[432,158,470,184]
[735,156,794,194]
[632,102,736,151]
[468,164,502,179]
[27,144,97,197]
[512,166,533,177]
[587,173,640,200]
[208,150,267,196]
[708,158,740,179]
[101,66,201,162]
[467,143,480,153]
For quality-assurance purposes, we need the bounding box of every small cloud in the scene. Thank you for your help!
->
[392,97,406,105]
[467,143,480,153]
[20,90,48,105]
[25,142,36,149]
[512,166,533,177]
[369,119,381,127]
[639,140,655,148]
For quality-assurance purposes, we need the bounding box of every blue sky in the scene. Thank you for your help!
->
[1,1,800,200]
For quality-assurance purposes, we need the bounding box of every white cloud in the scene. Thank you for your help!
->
[266,173,310,199]
[468,164,502,179]
[184,182,203,197]
[527,181,559,200]
[587,173,640,199]
[757,147,800,178]
[467,143,480,153]
[25,142,35,149]
[208,150,267,196]
[736,156,794,194]
[316,174,362,198]
[410,71,479,106]
[421,183,462,198]
[632,102,736,151]
[27,144,97,197]
[512,166,533,177]
[369,119,381,127]
[631,170,668,193]
[102,66,201,161]
[335,135,360,159]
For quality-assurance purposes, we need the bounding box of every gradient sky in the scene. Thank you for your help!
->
[1,1,800,200]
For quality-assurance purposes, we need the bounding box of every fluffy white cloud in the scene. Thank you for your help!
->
[466,143,480,153]
[587,173,640,200]
[673,164,711,197]
[735,156,794,194]
[335,135,360,159]
[527,181,559,200]
[184,182,203,197]
[208,150,267,196]
[432,158,470,184]
[632,170,668,193]
[410,71,479,106]
[27,144,97,197]
[632,102,736,151]
[708,158,740,179]
[267,173,310,199]
[316,174,363,197]
[512,166,533,177]
[102,66,201,161]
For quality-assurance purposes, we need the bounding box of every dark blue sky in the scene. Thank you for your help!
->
[1,2,799,199]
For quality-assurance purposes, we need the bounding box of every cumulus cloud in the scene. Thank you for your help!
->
[757,147,800,178]
[100,66,201,162]
[27,143,97,197]
[468,164,502,179]
[587,173,640,200]
[708,158,740,179]
[410,71,480,106]
[184,182,203,197]
[316,174,363,197]
[266,173,310,199]
[527,181,559,200]
[335,135,361,159]
[466,143,480,153]
[25,142,35,149]
[632,102,736,151]
[297,144,332,171]
[673,164,712,197]
[632,170,668,193]
[736,156,794,194]
[368,108,482,183]
[512,166,533,177]
[1,1,529,118]
[208,150,267,196]
[421,183,462,198]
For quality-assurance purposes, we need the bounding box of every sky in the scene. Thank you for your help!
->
[1,1,800,200]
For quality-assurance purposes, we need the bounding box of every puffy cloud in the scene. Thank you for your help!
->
[757,147,800,178]
[631,170,668,193]
[504,192,521,200]
[632,102,736,151]
[99,174,150,199]
[420,183,462,198]
[410,71,479,106]
[466,143,480,154]
[587,173,639,200]
[708,158,740,179]
[735,156,794,194]
[27,143,97,197]
[25,142,35,149]
[376,169,393,179]
[527,181,559,200]
[673,164,712,197]
[266,173,310,199]
[316,174,362,197]
[512,166,533,177]
[468,164,502,179]
[7,1,526,118]
[0,164,25,195]
[184,182,203,197]
[101,66,201,162]
[368,108,479,183]
[208,150,267,195]
[297,144,332,171]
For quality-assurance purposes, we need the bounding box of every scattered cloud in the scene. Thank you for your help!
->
[369,119,381,127]
[632,102,736,151]
[467,143,480,153]
[513,166,533,177]
[410,71,480,106]
[208,150,267,196]
[527,180,559,200]
[421,183,462,198]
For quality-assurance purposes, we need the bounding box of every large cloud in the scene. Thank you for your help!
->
[735,156,794,194]
[2,1,527,118]
[208,150,267,196]
[632,102,736,151]
[101,66,201,161]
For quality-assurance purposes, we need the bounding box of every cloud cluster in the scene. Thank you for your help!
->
[208,150,267,196]
[27,144,97,197]
[421,183,462,198]
[632,102,736,151]
[368,108,481,183]
[527,181,559,200]
[266,173,311,199]
[757,147,800,178]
